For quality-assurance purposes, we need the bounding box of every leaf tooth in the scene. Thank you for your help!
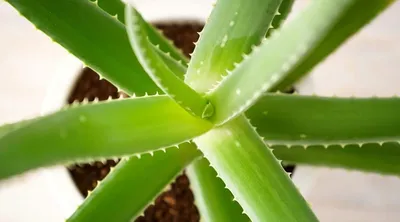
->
[241,53,250,60]
[118,93,125,100]
[95,179,102,188]
[111,14,118,20]
[100,158,108,165]
[250,44,260,53]
[108,166,116,174]
[116,87,124,93]
[225,69,233,76]
[266,143,274,148]
[82,97,90,104]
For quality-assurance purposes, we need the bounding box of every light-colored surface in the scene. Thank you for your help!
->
[125,0,215,21]
[292,1,400,222]
[293,0,400,98]
[0,0,399,221]
[0,2,83,221]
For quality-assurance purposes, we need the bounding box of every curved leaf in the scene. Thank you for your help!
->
[5,0,186,96]
[185,0,282,93]
[194,116,317,222]
[125,7,211,118]
[0,96,212,180]
[68,142,200,222]
[207,0,395,125]
[265,0,295,38]
[90,0,126,22]
[5,0,154,95]
[247,94,400,146]
[186,157,249,222]
[273,142,400,176]
[90,0,188,64]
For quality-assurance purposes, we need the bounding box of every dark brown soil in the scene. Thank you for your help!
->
[67,22,295,222]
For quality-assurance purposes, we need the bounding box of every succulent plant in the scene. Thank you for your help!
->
[1,0,398,221]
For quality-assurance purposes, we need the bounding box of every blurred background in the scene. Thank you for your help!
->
[0,0,400,221]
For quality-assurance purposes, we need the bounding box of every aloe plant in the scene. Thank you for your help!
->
[1,0,398,221]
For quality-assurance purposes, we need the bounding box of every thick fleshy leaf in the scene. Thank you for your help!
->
[90,0,188,64]
[0,120,32,138]
[185,0,282,93]
[247,94,400,146]
[125,7,212,118]
[5,0,153,95]
[68,142,200,222]
[207,0,395,125]
[194,116,317,222]
[186,157,249,222]
[0,96,212,180]
[265,0,295,38]
[5,0,185,96]
[144,22,189,66]
[155,47,187,78]
[90,0,126,22]
[273,142,400,176]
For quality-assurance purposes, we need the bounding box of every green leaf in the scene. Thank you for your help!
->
[5,0,154,95]
[154,45,187,78]
[186,157,249,222]
[247,94,400,146]
[0,96,212,180]
[68,142,200,222]
[273,142,400,176]
[144,22,189,65]
[266,0,295,38]
[185,0,282,93]
[125,7,211,118]
[207,0,395,125]
[194,116,317,222]
[0,120,33,138]
[90,0,126,22]
[5,0,185,96]
[90,0,188,64]
[91,0,189,64]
